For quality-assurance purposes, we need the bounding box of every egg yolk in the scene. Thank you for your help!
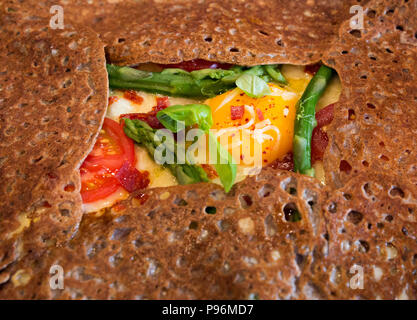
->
[204,83,298,168]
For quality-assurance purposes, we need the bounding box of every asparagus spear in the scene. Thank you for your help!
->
[123,118,209,185]
[107,64,234,98]
[264,65,288,85]
[293,65,334,176]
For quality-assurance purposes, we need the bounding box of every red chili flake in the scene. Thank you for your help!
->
[315,103,335,127]
[201,164,218,179]
[123,90,144,105]
[120,96,170,129]
[268,152,294,171]
[108,96,119,105]
[230,105,244,120]
[155,96,169,110]
[304,63,321,75]
[115,161,150,193]
[256,108,264,121]
[158,59,232,72]
[311,127,329,163]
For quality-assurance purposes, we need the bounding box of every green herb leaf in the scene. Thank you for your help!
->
[208,132,237,193]
[235,73,271,98]
[156,104,213,133]
[190,68,235,80]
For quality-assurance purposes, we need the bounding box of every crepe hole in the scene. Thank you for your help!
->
[323,233,329,241]
[385,215,393,222]
[229,47,239,53]
[386,8,395,16]
[339,160,352,174]
[174,198,188,206]
[117,38,125,43]
[380,154,389,161]
[64,183,75,192]
[341,50,348,54]
[348,109,356,120]
[363,183,373,196]
[111,228,133,241]
[360,74,367,79]
[385,48,393,54]
[258,184,275,198]
[59,208,70,217]
[366,103,376,110]
[369,55,377,61]
[258,30,269,36]
[239,194,253,208]
[32,155,43,163]
[396,25,404,31]
[65,68,71,73]
[343,193,352,200]
[32,61,39,67]
[204,36,212,42]
[349,30,362,38]
[328,202,337,213]
[205,206,217,214]
[283,203,301,222]
[389,186,405,198]
[367,9,376,18]
[276,39,283,46]
[295,253,304,266]
[62,79,72,88]
[347,210,363,225]
[358,240,370,253]
[368,223,372,230]
[362,160,369,167]
[189,221,198,230]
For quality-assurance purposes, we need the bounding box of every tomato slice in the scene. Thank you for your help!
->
[80,118,136,203]
[82,118,135,172]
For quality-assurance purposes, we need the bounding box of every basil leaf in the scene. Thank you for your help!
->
[190,68,235,80]
[235,73,271,98]
[156,104,213,133]
[208,132,237,193]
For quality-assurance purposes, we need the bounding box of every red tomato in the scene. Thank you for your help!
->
[82,118,135,172]
[158,59,232,72]
[80,118,136,203]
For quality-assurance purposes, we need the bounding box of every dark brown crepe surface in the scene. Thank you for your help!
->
[1,0,417,299]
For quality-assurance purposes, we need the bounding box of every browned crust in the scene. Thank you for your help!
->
[0,0,417,300]
[0,16,108,269]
